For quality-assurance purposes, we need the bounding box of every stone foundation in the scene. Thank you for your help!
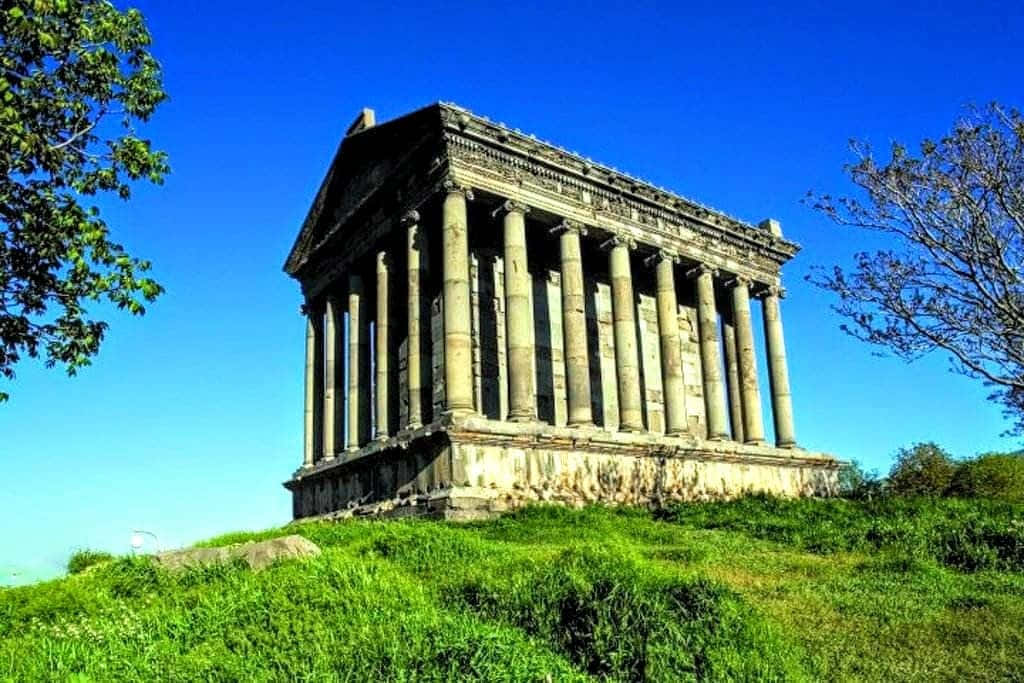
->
[285,414,839,521]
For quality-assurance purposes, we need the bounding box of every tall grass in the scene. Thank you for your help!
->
[656,495,1024,571]
[2,498,1023,681]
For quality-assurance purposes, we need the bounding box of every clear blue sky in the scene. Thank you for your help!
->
[2,0,1021,585]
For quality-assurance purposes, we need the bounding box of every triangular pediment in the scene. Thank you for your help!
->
[283,104,442,276]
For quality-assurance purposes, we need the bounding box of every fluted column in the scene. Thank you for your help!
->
[441,180,474,414]
[721,313,744,443]
[375,250,391,438]
[553,220,592,426]
[323,295,344,458]
[691,265,728,440]
[650,250,687,435]
[760,286,796,447]
[729,277,765,444]
[605,236,643,432]
[497,200,536,421]
[302,303,324,467]
[347,273,370,450]
[404,210,426,428]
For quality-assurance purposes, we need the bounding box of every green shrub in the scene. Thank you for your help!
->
[657,495,1024,572]
[66,550,114,575]
[888,442,957,496]
[838,460,884,500]
[949,453,1024,502]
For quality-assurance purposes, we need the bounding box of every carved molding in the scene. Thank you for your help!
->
[491,199,530,218]
[684,264,719,280]
[550,219,587,236]
[442,176,474,200]
[644,248,679,267]
[400,208,420,226]
[599,235,637,251]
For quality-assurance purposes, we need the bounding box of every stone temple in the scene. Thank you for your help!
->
[283,103,839,520]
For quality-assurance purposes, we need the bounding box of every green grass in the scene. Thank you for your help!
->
[2,498,1023,681]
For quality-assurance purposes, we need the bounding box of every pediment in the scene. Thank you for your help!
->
[283,104,442,276]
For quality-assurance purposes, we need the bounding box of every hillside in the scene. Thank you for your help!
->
[2,498,1023,681]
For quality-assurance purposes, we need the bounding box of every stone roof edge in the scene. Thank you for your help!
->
[282,103,444,277]
[436,101,801,257]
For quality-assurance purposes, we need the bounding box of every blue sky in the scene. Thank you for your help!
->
[2,0,1021,585]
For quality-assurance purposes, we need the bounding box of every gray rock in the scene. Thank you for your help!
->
[153,534,320,572]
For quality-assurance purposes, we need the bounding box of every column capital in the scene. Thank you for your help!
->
[644,248,679,267]
[684,263,718,279]
[376,249,392,268]
[754,284,786,300]
[441,177,474,200]
[723,275,754,289]
[491,199,531,218]
[400,208,420,226]
[599,234,637,251]
[550,218,587,236]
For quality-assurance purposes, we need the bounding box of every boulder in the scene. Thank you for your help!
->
[153,534,320,572]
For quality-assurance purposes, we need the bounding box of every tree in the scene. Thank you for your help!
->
[887,442,956,497]
[837,459,883,500]
[1,0,167,401]
[947,451,1024,502]
[809,103,1024,433]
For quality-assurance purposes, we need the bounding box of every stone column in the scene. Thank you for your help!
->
[497,200,536,421]
[404,209,426,428]
[721,314,745,443]
[650,250,687,435]
[553,220,592,426]
[729,277,765,444]
[691,265,728,440]
[441,180,474,414]
[375,250,391,438]
[302,303,324,467]
[347,273,369,450]
[323,295,345,458]
[605,236,644,432]
[760,286,796,447]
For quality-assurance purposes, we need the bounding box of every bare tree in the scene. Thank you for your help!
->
[809,103,1024,433]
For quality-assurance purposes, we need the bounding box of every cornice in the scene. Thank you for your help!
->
[437,103,800,266]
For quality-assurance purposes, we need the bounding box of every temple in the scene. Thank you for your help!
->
[283,103,839,520]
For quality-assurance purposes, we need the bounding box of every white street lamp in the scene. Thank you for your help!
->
[130,529,160,554]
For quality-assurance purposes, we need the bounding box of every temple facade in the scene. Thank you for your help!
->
[283,103,839,520]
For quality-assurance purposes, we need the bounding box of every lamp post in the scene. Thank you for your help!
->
[130,529,161,554]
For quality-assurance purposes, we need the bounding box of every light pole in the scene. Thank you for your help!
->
[130,529,161,554]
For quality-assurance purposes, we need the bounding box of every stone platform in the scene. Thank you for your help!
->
[285,413,839,521]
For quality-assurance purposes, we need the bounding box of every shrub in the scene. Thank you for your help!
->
[66,550,114,575]
[838,460,884,500]
[887,442,956,496]
[948,452,1024,502]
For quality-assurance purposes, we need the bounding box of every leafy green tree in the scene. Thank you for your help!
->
[887,442,956,497]
[810,103,1024,433]
[948,452,1024,502]
[1,0,167,401]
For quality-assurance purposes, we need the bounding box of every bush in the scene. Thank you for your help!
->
[657,495,1024,572]
[838,460,884,500]
[66,550,114,575]
[949,452,1024,502]
[887,442,956,496]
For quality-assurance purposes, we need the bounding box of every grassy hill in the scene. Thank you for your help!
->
[2,497,1023,681]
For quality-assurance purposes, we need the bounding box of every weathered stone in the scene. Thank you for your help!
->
[282,104,839,518]
[153,535,321,572]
